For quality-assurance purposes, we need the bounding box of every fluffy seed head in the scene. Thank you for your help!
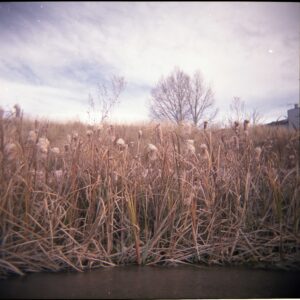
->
[50,147,60,155]
[27,130,37,143]
[37,137,50,154]
[4,143,18,162]
[254,147,262,161]
[147,143,158,152]
[116,138,125,146]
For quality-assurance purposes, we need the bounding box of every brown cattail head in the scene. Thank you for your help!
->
[0,106,4,119]
[64,144,70,152]
[204,121,208,130]
[13,104,21,118]
[243,119,250,131]
[86,130,93,138]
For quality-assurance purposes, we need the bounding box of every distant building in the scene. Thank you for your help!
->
[267,104,299,129]
[287,104,300,129]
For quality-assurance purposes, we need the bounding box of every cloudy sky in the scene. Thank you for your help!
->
[0,2,299,124]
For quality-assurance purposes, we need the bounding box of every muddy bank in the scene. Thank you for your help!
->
[0,265,299,299]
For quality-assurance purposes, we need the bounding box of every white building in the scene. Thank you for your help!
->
[287,104,300,129]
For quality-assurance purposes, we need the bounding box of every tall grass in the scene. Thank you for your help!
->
[0,108,299,278]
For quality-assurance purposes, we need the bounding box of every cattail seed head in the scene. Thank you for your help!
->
[50,147,60,155]
[204,121,208,130]
[37,137,50,154]
[186,139,195,154]
[4,143,18,162]
[54,169,63,181]
[27,130,37,143]
[254,147,262,161]
[147,143,158,161]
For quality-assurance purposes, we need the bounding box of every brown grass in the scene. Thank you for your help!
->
[0,109,299,278]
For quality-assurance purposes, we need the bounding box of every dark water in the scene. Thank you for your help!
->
[0,265,299,299]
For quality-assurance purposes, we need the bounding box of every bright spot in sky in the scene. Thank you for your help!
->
[268,49,274,54]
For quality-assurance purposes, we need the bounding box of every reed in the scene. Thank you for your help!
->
[0,107,299,278]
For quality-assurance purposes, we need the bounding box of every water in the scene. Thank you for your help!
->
[0,265,299,299]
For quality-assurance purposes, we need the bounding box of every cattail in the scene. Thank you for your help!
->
[116,138,127,150]
[4,143,18,162]
[204,121,208,130]
[54,169,63,181]
[199,143,210,160]
[186,139,195,154]
[50,147,60,155]
[142,168,149,178]
[243,119,250,131]
[27,130,37,143]
[67,134,72,144]
[37,137,50,160]
[138,129,143,140]
[13,104,21,118]
[72,132,79,142]
[116,138,125,146]
[37,137,50,152]
[234,121,240,135]
[86,130,93,138]
[0,106,4,119]
[94,124,103,134]
[254,147,262,162]
[232,135,239,150]
[147,143,158,161]
[156,124,163,144]
[64,144,70,152]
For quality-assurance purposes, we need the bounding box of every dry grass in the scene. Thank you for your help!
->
[0,108,299,278]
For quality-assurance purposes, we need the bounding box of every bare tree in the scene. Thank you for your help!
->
[188,71,218,126]
[150,68,217,126]
[228,97,264,126]
[88,75,126,124]
[150,68,191,124]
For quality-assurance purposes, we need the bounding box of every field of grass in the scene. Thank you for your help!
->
[0,107,299,278]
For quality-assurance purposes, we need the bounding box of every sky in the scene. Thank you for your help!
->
[0,2,299,124]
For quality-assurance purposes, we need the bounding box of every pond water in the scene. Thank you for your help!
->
[0,265,299,299]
